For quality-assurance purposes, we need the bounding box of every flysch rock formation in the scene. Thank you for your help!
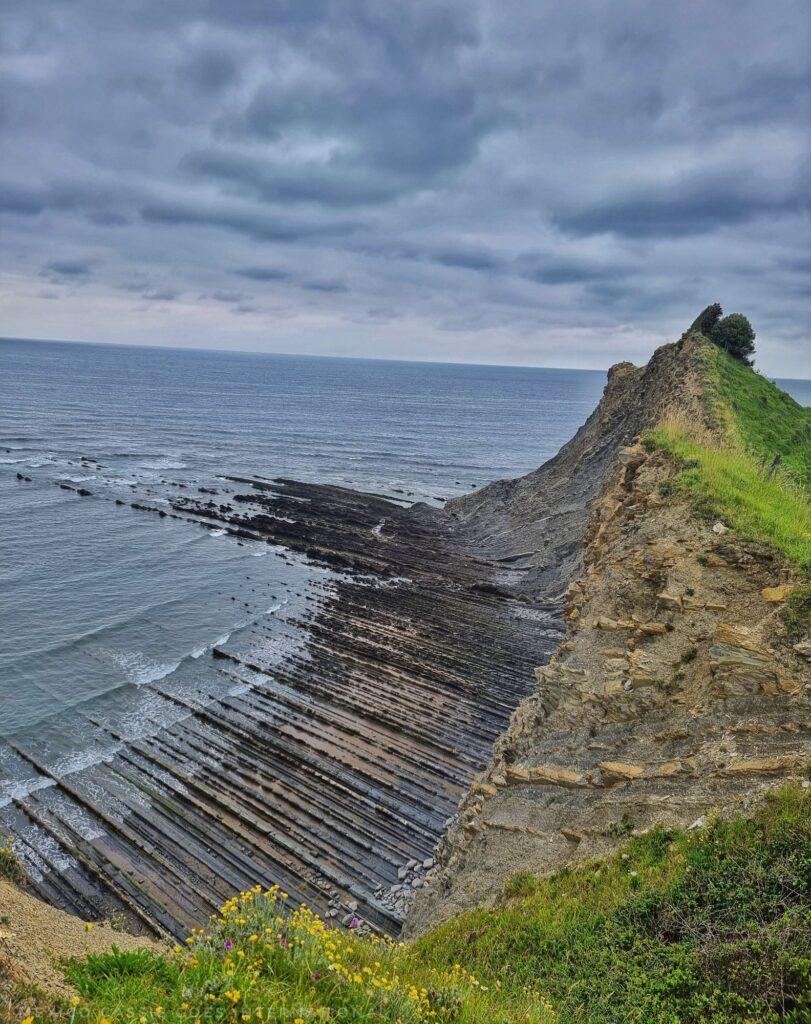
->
[7,332,808,945]
[405,336,810,935]
[4,478,563,938]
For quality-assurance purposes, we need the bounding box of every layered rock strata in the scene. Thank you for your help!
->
[406,347,810,935]
[4,480,562,937]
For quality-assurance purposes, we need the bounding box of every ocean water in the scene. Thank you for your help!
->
[1,338,806,787]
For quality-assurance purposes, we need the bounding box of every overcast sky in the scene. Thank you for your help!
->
[1,1,808,373]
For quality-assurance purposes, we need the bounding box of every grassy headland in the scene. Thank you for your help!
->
[644,340,811,574]
[5,790,809,1024]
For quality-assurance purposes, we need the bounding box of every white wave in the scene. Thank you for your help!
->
[139,459,187,470]
[51,744,122,778]
[102,648,182,686]
[209,528,227,537]
[0,775,56,809]
[57,474,96,483]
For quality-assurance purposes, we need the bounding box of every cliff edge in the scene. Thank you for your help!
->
[406,332,810,935]
[444,335,712,600]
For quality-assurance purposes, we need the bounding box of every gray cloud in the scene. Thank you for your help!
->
[235,267,291,282]
[301,279,349,293]
[555,171,808,239]
[0,0,808,373]
[43,259,93,277]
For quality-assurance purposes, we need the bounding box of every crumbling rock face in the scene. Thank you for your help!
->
[445,336,711,600]
[405,359,810,937]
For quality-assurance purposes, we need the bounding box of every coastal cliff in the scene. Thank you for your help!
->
[4,327,810,1023]
[406,331,810,935]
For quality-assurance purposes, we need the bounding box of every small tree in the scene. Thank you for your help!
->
[687,302,723,337]
[711,313,756,366]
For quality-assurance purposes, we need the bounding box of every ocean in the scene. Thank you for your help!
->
[0,339,610,759]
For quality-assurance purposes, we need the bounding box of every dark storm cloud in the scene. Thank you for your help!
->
[519,256,631,286]
[0,0,808,370]
[182,149,411,207]
[178,49,239,94]
[0,183,46,215]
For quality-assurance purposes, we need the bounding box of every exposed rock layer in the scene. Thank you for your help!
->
[4,480,562,937]
[406,341,810,935]
[7,333,808,944]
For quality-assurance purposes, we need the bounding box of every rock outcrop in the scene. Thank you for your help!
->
[405,339,810,936]
[445,335,711,600]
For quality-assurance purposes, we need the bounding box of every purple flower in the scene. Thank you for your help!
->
[223,939,233,950]
[349,918,359,930]
[311,972,322,981]
[279,938,288,948]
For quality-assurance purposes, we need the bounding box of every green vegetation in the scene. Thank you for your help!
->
[687,302,723,337]
[707,345,811,487]
[685,303,756,365]
[7,791,809,1024]
[0,836,25,886]
[416,789,810,1024]
[645,418,811,572]
[710,314,756,366]
[644,340,811,573]
[781,586,811,642]
[6,886,552,1024]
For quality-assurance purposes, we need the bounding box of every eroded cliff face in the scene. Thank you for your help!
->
[446,336,711,601]
[406,338,810,937]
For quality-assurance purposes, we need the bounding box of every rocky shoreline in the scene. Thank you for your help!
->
[5,475,563,938]
[9,333,807,947]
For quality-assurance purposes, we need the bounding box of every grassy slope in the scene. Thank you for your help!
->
[645,341,811,574]
[6,791,810,1024]
[708,346,811,487]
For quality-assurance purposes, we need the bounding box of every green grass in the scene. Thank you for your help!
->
[641,339,811,574]
[645,420,811,573]
[9,791,809,1024]
[705,345,811,487]
[414,789,810,1024]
